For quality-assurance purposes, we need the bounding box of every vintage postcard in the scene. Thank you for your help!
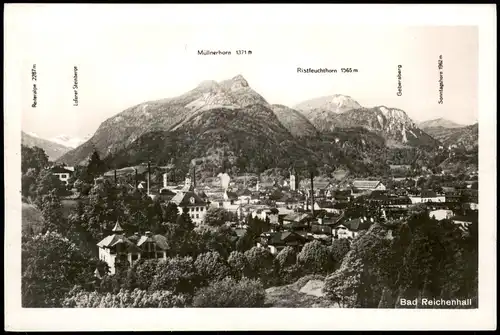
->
[4,3,497,331]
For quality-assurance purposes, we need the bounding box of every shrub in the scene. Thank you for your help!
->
[149,256,197,294]
[275,246,297,270]
[194,251,232,285]
[63,287,189,308]
[227,251,251,279]
[192,277,265,308]
[297,240,333,275]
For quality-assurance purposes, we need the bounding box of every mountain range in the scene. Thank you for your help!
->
[21,132,72,161]
[50,134,91,149]
[54,75,477,177]
[418,118,465,129]
[421,123,478,150]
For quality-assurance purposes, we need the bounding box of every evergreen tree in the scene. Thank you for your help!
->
[40,189,66,234]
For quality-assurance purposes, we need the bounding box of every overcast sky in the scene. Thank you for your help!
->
[9,5,479,139]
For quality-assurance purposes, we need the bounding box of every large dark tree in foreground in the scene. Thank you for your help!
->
[22,231,96,307]
[324,215,478,308]
[22,145,49,174]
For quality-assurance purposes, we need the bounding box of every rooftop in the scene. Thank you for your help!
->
[352,180,381,189]
[170,190,206,206]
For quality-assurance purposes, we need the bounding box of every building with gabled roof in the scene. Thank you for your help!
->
[97,222,170,275]
[352,180,386,191]
[170,186,208,225]
[256,231,308,255]
[282,212,313,231]
[97,221,141,275]
[50,165,74,185]
[332,217,373,239]
[409,190,446,204]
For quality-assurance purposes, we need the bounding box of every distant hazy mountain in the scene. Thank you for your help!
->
[22,131,71,161]
[423,123,478,149]
[294,94,362,115]
[50,134,91,148]
[419,118,465,129]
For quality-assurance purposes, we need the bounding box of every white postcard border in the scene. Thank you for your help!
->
[4,4,497,331]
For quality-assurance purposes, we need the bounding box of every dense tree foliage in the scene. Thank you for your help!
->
[126,259,159,291]
[22,231,97,307]
[22,145,49,174]
[244,246,277,287]
[22,143,478,309]
[194,251,232,286]
[324,215,478,308]
[192,277,266,308]
[204,207,235,227]
[39,190,66,234]
[69,179,165,243]
[33,170,68,205]
[149,256,197,294]
[227,251,252,280]
[275,246,297,270]
[63,287,189,308]
[82,150,107,183]
[297,240,335,275]
[329,238,351,265]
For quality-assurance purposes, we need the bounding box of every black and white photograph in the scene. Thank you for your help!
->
[4,4,496,331]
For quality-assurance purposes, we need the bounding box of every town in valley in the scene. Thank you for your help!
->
[21,74,479,309]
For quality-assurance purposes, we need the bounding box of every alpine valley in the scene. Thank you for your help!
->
[22,132,72,161]
[56,75,478,179]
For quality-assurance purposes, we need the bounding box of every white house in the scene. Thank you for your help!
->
[236,189,253,205]
[256,231,308,255]
[352,180,386,191]
[252,208,273,221]
[170,186,208,225]
[468,202,479,211]
[333,217,372,239]
[429,209,454,221]
[96,222,169,275]
[409,190,446,204]
[50,166,74,185]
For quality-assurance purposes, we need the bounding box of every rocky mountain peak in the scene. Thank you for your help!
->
[219,74,250,92]
[231,74,248,86]
[329,94,362,112]
[376,106,415,126]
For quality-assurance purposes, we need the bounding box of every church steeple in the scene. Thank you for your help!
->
[112,220,124,233]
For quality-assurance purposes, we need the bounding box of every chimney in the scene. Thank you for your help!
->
[310,171,315,217]
[147,162,151,195]
[134,168,138,190]
[192,166,196,189]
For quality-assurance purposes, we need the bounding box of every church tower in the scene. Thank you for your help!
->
[290,167,297,191]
